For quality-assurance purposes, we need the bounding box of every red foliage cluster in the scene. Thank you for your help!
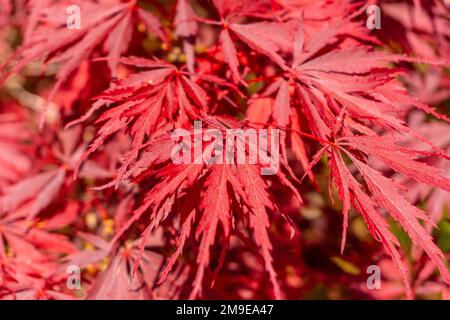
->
[0,0,449,300]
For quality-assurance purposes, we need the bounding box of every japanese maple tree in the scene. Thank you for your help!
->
[0,0,449,300]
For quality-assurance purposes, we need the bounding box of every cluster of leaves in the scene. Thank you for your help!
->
[0,0,449,300]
